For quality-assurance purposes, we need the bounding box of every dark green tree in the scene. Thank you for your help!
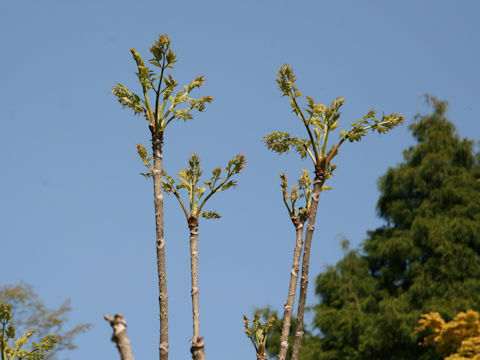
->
[260,64,403,360]
[302,96,480,360]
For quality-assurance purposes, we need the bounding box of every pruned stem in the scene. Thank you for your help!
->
[190,336,206,360]
[152,132,169,360]
[188,216,205,360]
[278,219,305,360]
[291,175,324,360]
[104,314,135,360]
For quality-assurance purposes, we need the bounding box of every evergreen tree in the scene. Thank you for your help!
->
[311,96,480,359]
[261,64,403,360]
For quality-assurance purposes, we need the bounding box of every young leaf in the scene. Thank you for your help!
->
[200,211,221,219]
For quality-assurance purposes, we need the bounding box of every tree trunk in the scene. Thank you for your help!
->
[291,172,324,360]
[190,336,206,360]
[104,314,135,360]
[257,351,268,360]
[278,219,304,360]
[152,132,169,360]
[188,216,206,360]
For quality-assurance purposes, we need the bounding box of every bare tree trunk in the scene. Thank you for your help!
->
[291,173,324,360]
[188,216,206,360]
[278,219,304,360]
[190,336,206,360]
[104,314,135,360]
[152,132,169,360]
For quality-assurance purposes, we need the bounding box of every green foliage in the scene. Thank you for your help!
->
[264,64,404,172]
[263,132,312,160]
[162,153,246,219]
[287,96,480,360]
[1,302,57,360]
[253,308,323,360]
[280,170,313,220]
[0,283,91,360]
[112,34,213,133]
[136,144,153,178]
[243,313,276,358]
[415,310,480,359]
[111,83,145,115]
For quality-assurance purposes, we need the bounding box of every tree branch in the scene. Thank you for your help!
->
[104,314,135,360]
[278,220,305,360]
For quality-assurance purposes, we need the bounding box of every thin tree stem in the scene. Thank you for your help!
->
[257,352,268,360]
[152,132,169,360]
[291,95,320,163]
[189,217,201,339]
[191,336,206,360]
[188,216,206,360]
[278,219,305,360]
[104,314,135,360]
[291,175,324,360]
[154,56,167,123]
[1,316,5,360]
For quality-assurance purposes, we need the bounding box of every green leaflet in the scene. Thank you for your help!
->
[265,64,404,169]
[279,170,313,219]
[0,303,57,360]
[162,153,246,219]
[243,313,276,357]
[112,34,212,133]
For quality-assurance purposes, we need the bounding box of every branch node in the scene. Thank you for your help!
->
[159,342,169,352]
[156,239,165,250]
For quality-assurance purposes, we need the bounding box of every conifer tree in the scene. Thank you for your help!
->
[112,34,212,360]
[262,64,403,360]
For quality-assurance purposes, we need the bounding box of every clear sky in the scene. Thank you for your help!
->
[1,0,479,359]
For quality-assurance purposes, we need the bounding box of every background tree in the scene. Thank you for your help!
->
[1,302,57,360]
[139,149,246,360]
[416,309,480,359]
[274,96,480,360]
[112,34,212,360]
[262,64,403,360]
[0,283,90,360]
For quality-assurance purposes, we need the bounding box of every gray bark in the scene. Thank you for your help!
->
[190,336,206,360]
[290,174,323,360]
[152,132,169,360]
[188,216,206,360]
[278,219,304,360]
[104,314,135,360]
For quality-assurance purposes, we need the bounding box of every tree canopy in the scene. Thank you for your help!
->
[416,309,480,359]
[264,96,480,359]
[0,283,91,360]
[313,96,480,359]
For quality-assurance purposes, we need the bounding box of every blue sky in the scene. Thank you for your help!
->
[1,0,479,359]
